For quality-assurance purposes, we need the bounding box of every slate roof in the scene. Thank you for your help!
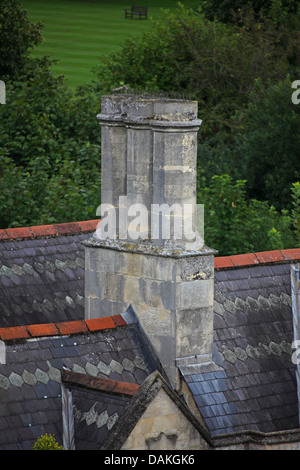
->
[180,256,300,436]
[0,221,97,327]
[61,370,140,450]
[0,220,300,448]
[0,309,164,450]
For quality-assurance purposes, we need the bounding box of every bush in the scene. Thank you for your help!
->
[0,51,101,229]
[198,174,298,255]
[33,433,63,450]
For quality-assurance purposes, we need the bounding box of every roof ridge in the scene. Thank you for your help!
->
[0,314,128,342]
[0,219,299,267]
[0,220,100,241]
[61,370,140,397]
[215,249,300,270]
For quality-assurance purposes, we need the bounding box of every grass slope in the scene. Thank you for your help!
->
[21,0,201,89]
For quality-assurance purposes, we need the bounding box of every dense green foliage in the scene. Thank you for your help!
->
[0,1,101,227]
[0,0,43,78]
[92,3,293,135]
[198,175,298,255]
[0,0,299,255]
[199,76,300,210]
[201,0,299,23]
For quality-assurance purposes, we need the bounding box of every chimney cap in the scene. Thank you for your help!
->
[98,94,201,126]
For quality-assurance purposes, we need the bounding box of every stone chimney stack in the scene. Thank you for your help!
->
[84,95,217,388]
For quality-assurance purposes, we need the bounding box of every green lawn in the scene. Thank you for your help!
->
[21,0,201,89]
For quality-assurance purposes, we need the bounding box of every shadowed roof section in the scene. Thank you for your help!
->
[180,261,299,435]
[0,307,164,450]
[0,220,99,327]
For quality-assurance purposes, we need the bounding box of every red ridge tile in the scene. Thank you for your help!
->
[0,326,29,341]
[30,225,57,237]
[230,253,259,267]
[214,256,234,270]
[0,317,122,342]
[280,248,300,261]
[112,314,127,327]
[77,220,99,232]
[255,250,285,264]
[61,370,139,397]
[27,323,59,338]
[56,320,88,335]
[113,381,139,396]
[92,377,117,393]
[5,227,32,239]
[85,317,116,332]
[53,222,80,235]
[0,229,9,240]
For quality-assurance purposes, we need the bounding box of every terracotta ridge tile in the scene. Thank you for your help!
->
[280,248,300,261]
[0,316,128,342]
[255,250,285,264]
[214,256,234,270]
[230,252,259,267]
[112,314,127,327]
[27,323,59,338]
[0,326,30,341]
[56,320,88,335]
[0,219,100,241]
[0,229,9,240]
[5,227,33,239]
[85,316,116,332]
[62,370,139,397]
[215,248,300,270]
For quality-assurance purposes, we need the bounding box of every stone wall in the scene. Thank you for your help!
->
[121,387,210,450]
[85,242,215,386]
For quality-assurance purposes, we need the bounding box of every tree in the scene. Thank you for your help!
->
[201,0,300,23]
[232,77,300,210]
[0,0,43,79]
[0,2,102,228]
[198,175,298,255]
[92,4,291,139]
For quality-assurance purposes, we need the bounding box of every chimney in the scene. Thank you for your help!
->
[84,95,217,388]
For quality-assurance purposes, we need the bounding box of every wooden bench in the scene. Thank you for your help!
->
[125,5,148,19]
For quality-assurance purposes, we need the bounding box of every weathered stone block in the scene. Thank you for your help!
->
[180,279,214,309]
[124,276,144,305]
[117,252,143,278]
[85,246,116,274]
[176,307,214,359]
[106,273,125,302]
